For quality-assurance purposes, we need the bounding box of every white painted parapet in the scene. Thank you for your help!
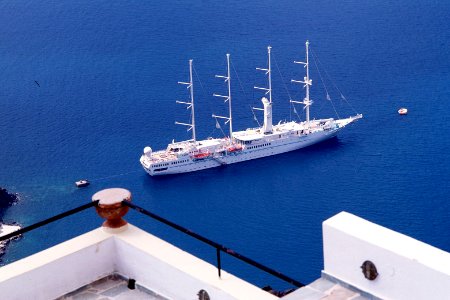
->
[114,224,277,300]
[323,212,450,300]
[0,229,115,300]
[0,224,277,300]
[0,188,278,300]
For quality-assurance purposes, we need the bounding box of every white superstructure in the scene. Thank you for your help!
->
[140,41,362,176]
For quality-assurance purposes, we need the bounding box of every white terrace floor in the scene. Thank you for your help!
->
[57,273,167,300]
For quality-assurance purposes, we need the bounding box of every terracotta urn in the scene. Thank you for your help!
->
[92,188,131,229]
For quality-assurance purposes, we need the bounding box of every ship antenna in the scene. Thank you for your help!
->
[213,54,233,139]
[176,59,196,141]
[291,40,313,125]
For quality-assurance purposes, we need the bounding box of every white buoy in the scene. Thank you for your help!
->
[398,108,408,115]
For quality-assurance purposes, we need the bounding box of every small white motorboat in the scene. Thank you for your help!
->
[398,108,408,115]
[75,179,90,188]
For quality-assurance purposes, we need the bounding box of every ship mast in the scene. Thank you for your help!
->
[254,46,273,134]
[291,40,313,125]
[213,54,233,139]
[176,59,196,141]
[255,46,273,103]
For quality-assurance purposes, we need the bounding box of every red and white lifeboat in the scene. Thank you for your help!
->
[193,152,210,159]
[227,144,243,152]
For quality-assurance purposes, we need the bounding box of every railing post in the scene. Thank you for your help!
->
[216,248,222,278]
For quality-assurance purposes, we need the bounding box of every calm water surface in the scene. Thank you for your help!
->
[1,0,449,289]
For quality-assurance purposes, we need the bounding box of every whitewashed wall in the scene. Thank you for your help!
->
[0,230,115,300]
[0,225,276,300]
[114,224,277,300]
[323,212,450,300]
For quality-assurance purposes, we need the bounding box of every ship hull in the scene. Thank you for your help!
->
[140,128,339,176]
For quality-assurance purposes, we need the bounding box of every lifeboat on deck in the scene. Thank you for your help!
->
[193,152,210,160]
[227,144,243,152]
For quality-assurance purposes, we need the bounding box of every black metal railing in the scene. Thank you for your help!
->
[0,201,98,242]
[124,202,304,288]
[0,199,304,288]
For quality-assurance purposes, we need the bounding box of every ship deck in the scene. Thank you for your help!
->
[150,151,177,163]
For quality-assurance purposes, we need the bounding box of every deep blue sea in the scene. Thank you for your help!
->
[1,0,449,290]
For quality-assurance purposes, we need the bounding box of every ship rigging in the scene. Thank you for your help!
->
[140,41,362,176]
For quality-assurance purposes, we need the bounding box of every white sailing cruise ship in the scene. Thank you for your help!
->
[140,41,362,176]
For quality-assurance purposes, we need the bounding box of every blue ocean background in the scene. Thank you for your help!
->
[1,0,449,290]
